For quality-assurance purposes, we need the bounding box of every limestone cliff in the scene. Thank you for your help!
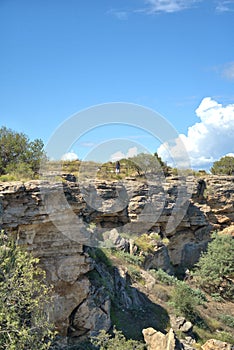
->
[0,175,233,341]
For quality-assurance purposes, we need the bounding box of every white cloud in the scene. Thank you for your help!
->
[110,147,138,162]
[216,0,234,12]
[61,151,79,161]
[126,146,138,158]
[221,62,234,80]
[158,97,234,169]
[142,0,201,13]
[108,9,128,20]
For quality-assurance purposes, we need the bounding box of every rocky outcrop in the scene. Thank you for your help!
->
[142,327,182,350]
[0,175,233,340]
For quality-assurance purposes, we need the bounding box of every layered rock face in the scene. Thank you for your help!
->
[0,175,233,340]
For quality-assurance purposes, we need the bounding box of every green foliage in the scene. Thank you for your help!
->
[5,162,34,180]
[170,281,206,321]
[151,269,206,321]
[91,327,145,350]
[0,231,55,349]
[135,233,156,253]
[152,268,177,285]
[193,233,234,299]
[128,153,165,176]
[218,314,234,328]
[210,155,234,175]
[0,126,45,177]
[112,250,144,266]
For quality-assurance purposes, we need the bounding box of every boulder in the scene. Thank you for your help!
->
[201,339,233,350]
[142,327,182,350]
[102,228,129,250]
[143,245,172,274]
[170,316,193,333]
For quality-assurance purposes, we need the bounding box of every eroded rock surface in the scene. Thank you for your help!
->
[0,175,233,340]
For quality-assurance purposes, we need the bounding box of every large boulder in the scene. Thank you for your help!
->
[142,327,182,350]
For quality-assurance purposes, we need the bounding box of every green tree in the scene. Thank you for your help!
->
[128,153,166,176]
[0,126,45,176]
[0,231,55,349]
[193,233,234,299]
[210,156,234,175]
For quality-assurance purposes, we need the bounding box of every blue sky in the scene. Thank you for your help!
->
[0,0,234,169]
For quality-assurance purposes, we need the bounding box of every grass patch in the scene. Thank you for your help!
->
[218,314,234,328]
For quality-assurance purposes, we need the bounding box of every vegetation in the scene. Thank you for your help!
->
[193,233,234,299]
[126,152,167,177]
[0,126,45,180]
[0,231,55,349]
[135,233,161,253]
[91,328,146,350]
[210,155,234,175]
[170,281,206,322]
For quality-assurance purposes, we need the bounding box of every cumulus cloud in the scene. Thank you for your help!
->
[158,97,234,169]
[110,147,138,162]
[142,0,201,13]
[61,151,79,161]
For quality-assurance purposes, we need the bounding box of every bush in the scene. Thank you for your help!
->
[91,327,146,350]
[0,231,55,349]
[193,233,234,299]
[170,281,206,321]
[152,268,177,285]
[5,162,34,180]
[210,156,234,175]
[113,250,144,266]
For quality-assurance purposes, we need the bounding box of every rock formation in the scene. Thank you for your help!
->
[0,175,233,341]
[142,327,182,350]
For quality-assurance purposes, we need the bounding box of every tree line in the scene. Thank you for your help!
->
[0,126,234,180]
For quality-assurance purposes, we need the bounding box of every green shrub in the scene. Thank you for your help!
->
[113,250,144,266]
[5,162,34,180]
[0,174,17,182]
[152,269,177,285]
[0,231,55,350]
[135,234,155,253]
[170,281,201,321]
[91,327,146,350]
[193,233,234,299]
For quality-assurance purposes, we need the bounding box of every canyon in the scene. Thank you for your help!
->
[0,175,233,343]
